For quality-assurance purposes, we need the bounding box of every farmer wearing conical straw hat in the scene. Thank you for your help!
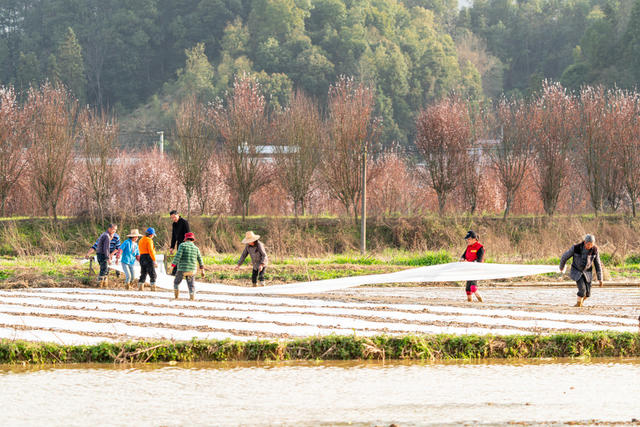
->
[235,231,268,287]
[120,229,143,290]
[559,234,603,307]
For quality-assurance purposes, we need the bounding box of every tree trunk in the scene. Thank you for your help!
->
[503,192,513,220]
[437,191,446,216]
[469,201,476,216]
[52,201,58,223]
[353,202,359,227]
[186,191,192,219]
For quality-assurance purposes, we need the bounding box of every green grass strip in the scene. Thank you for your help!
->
[1,332,638,365]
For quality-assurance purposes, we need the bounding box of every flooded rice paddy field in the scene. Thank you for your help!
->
[1,358,639,426]
[0,286,637,343]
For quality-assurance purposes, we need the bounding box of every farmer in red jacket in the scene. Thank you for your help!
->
[460,230,484,302]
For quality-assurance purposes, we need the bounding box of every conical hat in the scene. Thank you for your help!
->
[241,231,260,244]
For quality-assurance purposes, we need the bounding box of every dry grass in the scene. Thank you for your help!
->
[1,215,639,262]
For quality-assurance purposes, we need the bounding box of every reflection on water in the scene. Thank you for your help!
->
[1,358,639,426]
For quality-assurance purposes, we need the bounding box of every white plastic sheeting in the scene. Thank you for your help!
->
[0,294,633,333]
[0,286,635,344]
[100,257,558,295]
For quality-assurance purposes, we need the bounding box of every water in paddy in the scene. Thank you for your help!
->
[1,358,639,426]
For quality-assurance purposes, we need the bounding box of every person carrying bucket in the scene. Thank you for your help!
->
[559,234,603,307]
[170,232,205,300]
[137,227,158,291]
[460,230,484,302]
[235,231,268,287]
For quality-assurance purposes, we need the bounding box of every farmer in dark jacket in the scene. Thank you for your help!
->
[559,234,603,307]
[86,223,118,288]
[86,228,121,278]
[169,210,190,255]
[235,231,268,287]
[460,230,484,302]
[169,210,190,275]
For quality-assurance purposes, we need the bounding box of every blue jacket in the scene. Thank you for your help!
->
[120,238,140,265]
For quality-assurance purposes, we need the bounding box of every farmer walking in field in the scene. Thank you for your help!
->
[559,234,603,307]
[460,230,484,302]
[168,210,190,275]
[235,231,268,287]
[120,229,142,290]
[86,223,118,288]
[171,232,205,300]
[137,227,158,291]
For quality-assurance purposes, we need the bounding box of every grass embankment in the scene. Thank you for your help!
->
[1,332,638,364]
[2,215,640,287]
[3,248,640,289]
[0,251,454,288]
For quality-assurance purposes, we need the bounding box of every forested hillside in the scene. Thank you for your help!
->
[1,0,639,146]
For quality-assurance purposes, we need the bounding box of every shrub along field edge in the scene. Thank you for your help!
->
[1,332,638,365]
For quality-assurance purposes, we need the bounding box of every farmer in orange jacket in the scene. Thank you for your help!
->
[137,227,157,291]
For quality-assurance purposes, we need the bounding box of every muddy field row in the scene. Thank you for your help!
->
[0,286,637,344]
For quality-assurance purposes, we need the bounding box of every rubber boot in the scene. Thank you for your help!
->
[174,289,179,299]
[259,281,265,287]
[98,278,105,288]
[474,292,483,302]
[137,280,143,291]
[151,283,156,292]
[252,282,258,287]
[189,292,195,301]
[125,281,130,290]
[103,277,109,289]
[574,297,584,307]
[466,294,472,302]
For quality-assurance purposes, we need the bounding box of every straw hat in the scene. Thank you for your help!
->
[127,229,143,237]
[241,231,260,244]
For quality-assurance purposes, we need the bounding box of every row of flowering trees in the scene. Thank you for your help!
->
[0,78,636,220]
[416,82,640,217]
[0,76,382,222]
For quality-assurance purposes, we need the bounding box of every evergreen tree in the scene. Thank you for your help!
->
[55,27,87,103]
[16,52,40,91]
[621,0,640,84]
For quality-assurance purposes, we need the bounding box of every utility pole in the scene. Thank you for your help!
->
[360,143,367,255]
[157,131,164,155]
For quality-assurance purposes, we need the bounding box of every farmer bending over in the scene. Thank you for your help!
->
[171,232,205,301]
[235,231,268,287]
[86,223,118,288]
[460,230,484,302]
[559,234,603,307]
